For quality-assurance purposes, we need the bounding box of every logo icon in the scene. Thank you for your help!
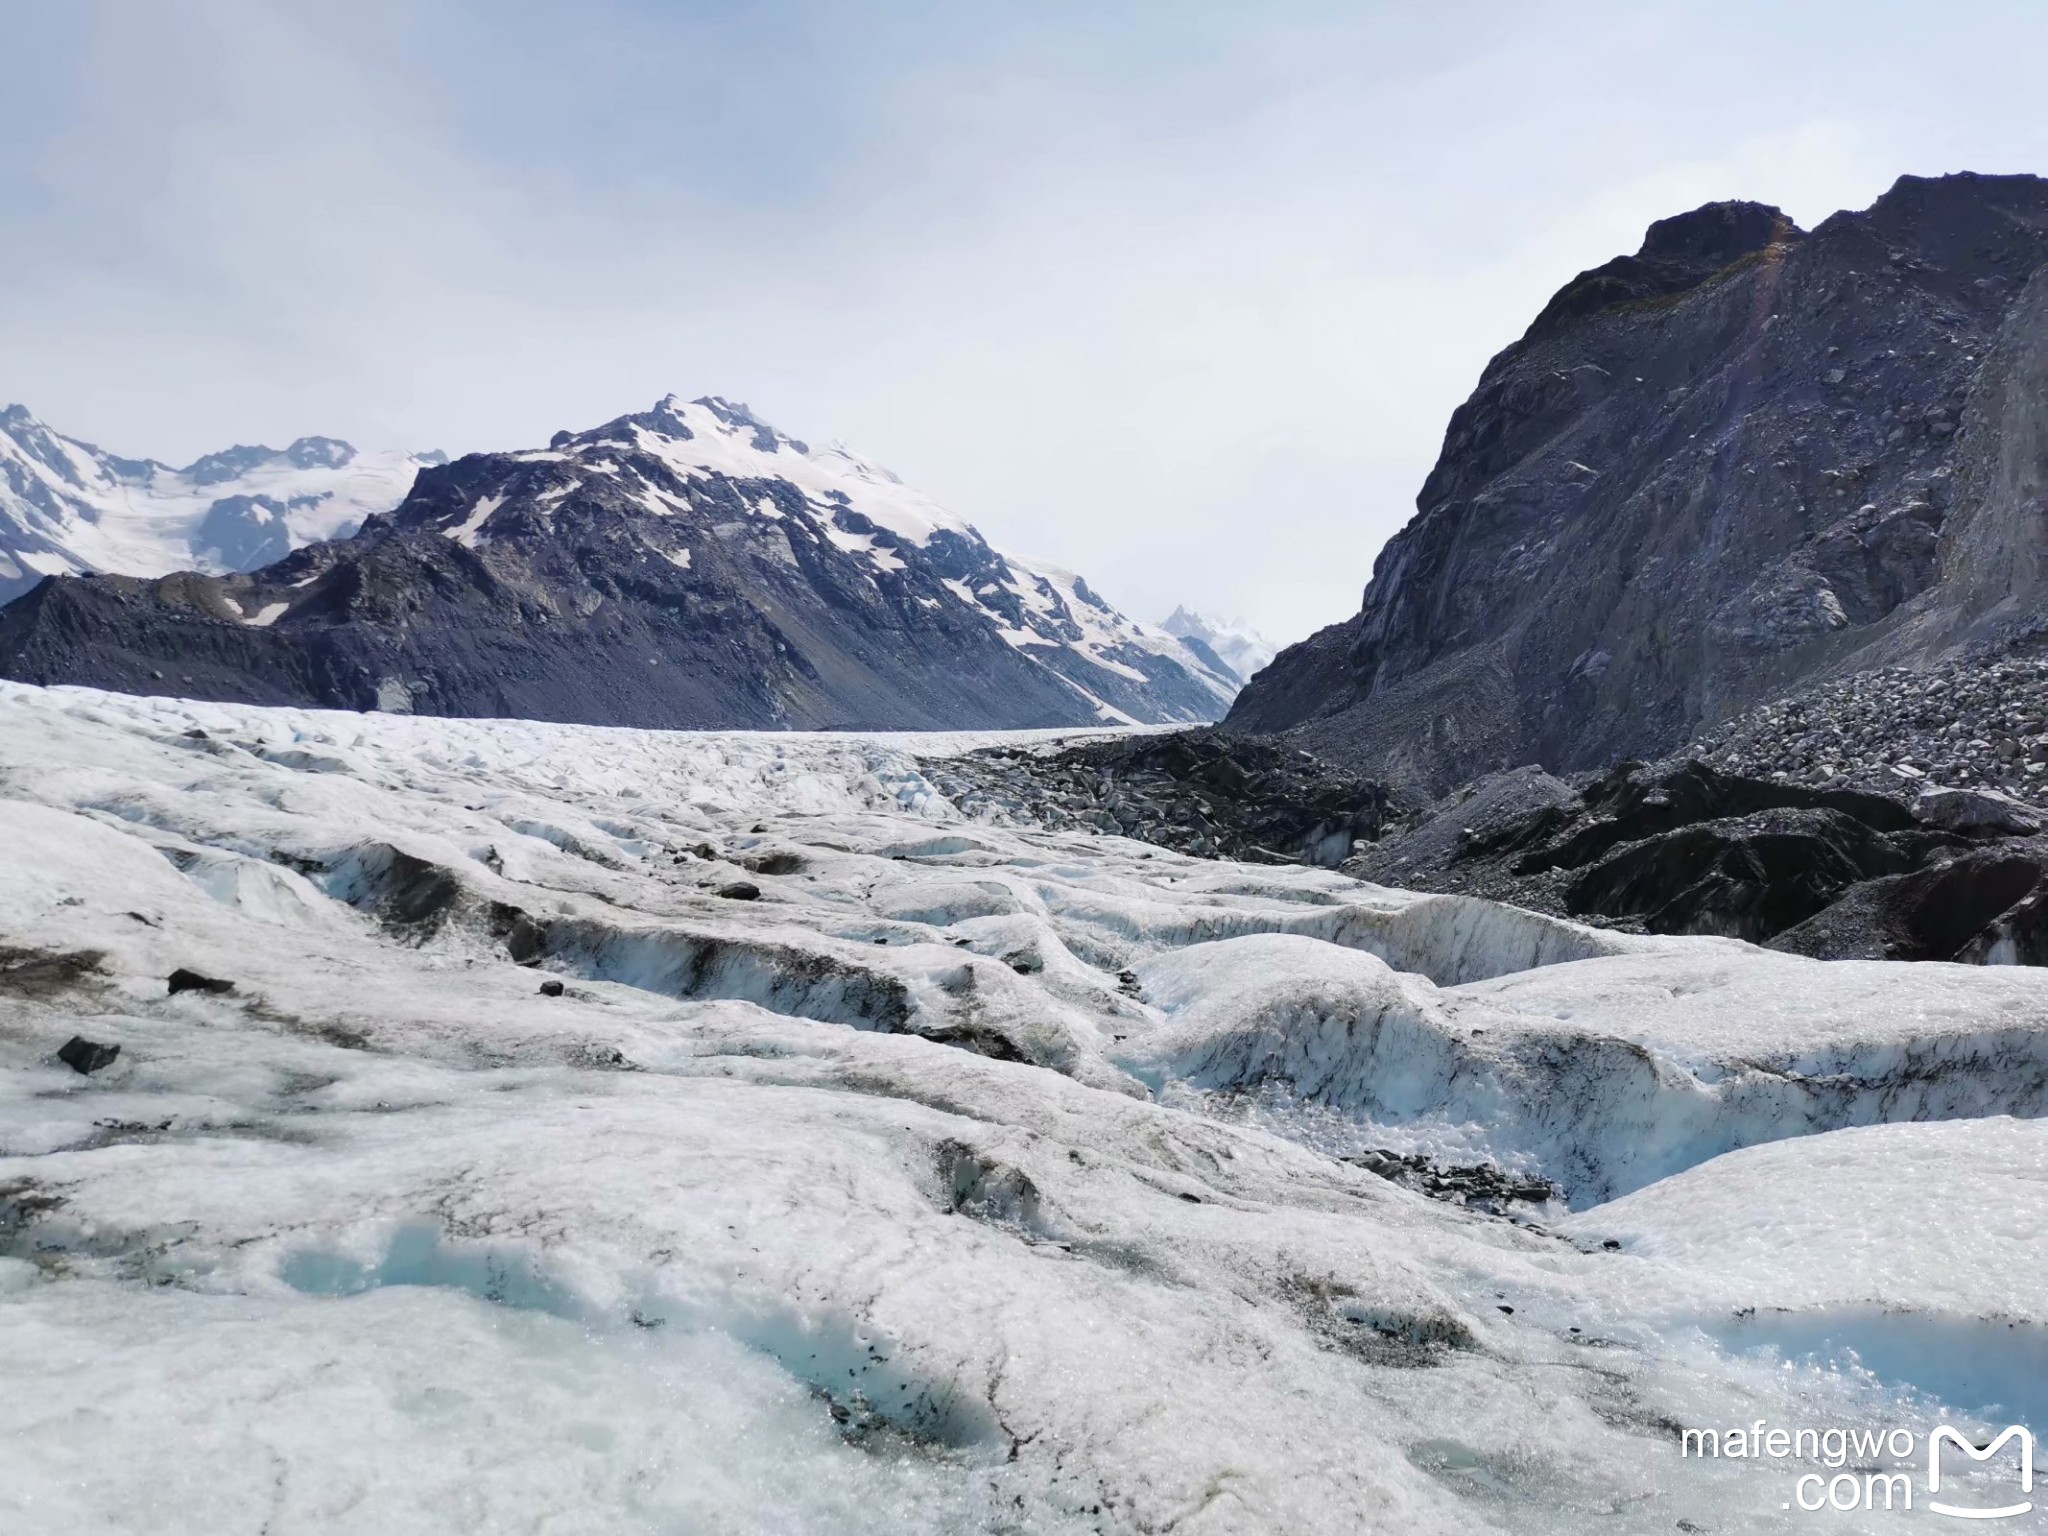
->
[1929,1426,2034,1520]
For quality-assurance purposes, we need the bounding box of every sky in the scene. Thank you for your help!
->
[6,1,2048,647]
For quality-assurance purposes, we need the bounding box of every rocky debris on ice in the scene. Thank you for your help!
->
[1349,755,2048,961]
[1341,1148,1556,1216]
[1769,845,2048,962]
[931,721,2048,964]
[166,967,235,996]
[1346,766,1582,890]
[924,729,1394,867]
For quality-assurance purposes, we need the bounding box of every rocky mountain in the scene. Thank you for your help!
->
[0,395,1234,730]
[0,403,443,608]
[1227,172,2048,797]
[1159,607,1278,689]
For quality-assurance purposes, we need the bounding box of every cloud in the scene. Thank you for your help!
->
[4,1,2047,643]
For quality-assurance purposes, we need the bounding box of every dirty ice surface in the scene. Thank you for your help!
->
[4,682,2047,1534]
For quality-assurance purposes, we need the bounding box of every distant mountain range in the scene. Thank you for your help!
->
[1228,172,2048,796]
[0,395,1236,729]
[1159,607,1277,687]
[0,404,444,608]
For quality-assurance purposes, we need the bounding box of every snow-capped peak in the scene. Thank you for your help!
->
[451,392,1243,723]
[809,440,905,488]
[561,395,978,549]
[631,397,1245,709]
[1,392,1241,726]
[0,405,441,608]
[1160,608,1278,686]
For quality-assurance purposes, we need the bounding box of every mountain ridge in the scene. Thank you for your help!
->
[0,394,1234,730]
[0,403,444,607]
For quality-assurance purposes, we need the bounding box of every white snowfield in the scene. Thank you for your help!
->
[4,682,2047,1534]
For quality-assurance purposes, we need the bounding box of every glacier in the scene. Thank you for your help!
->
[3,681,2046,1533]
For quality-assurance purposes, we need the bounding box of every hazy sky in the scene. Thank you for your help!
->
[6,1,2048,644]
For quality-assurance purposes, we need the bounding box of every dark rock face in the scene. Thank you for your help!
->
[927,730,1393,865]
[1229,174,2048,797]
[284,437,357,472]
[0,396,1231,731]
[193,494,294,569]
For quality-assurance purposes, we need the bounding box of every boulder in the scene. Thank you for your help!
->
[1914,785,2044,835]
[57,1036,121,1074]
[167,968,235,996]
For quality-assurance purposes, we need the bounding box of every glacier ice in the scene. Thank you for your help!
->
[5,682,2048,1533]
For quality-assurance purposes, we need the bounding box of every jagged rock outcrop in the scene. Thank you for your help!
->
[1228,173,2048,797]
[0,396,1233,730]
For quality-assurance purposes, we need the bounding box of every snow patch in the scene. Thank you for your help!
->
[442,493,506,547]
